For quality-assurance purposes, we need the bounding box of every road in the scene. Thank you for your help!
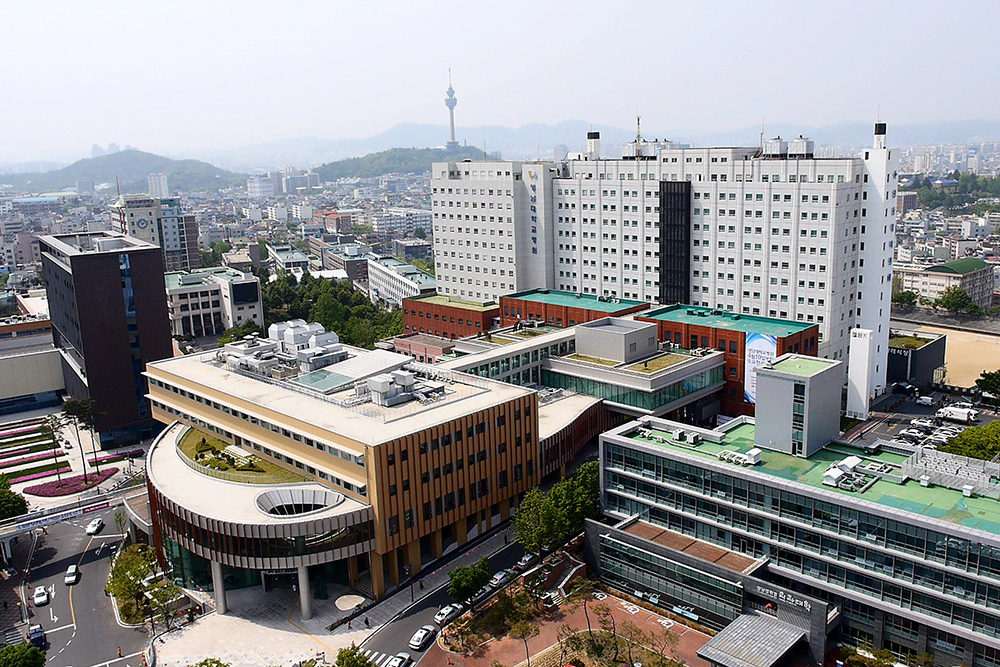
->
[24,507,147,667]
[360,541,525,666]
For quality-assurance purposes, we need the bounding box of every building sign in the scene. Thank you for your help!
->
[528,171,538,255]
[754,584,812,612]
[744,332,777,404]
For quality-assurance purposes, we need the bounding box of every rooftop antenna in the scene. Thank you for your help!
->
[635,108,643,144]
[483,129,488,160]
[760,117,765,149]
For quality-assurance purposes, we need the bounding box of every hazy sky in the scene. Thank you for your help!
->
[2,0,998,163]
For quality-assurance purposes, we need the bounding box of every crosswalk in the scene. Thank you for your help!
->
[358,648,399,666]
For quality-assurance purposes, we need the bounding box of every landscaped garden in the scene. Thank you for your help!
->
[0,418,71,485]
[23,468,119,497]
[178,428,305,484]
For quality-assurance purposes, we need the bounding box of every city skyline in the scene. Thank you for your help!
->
[2,0,1000,163]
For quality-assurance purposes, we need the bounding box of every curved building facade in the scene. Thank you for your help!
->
[144,421,375,618]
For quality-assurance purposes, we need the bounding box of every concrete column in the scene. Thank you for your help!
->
[297,565,312,621]
[454,518,468,548]
[210,560,227,615]
[431,529,443,559]
[407,540,422,576]
[348,556,359,588]
[371,552,386,599]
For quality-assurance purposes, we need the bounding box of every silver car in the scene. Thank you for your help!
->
[408,624,437,651]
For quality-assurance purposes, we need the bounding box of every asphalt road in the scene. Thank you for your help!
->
[361,541,525,665]
[24,507,147,667]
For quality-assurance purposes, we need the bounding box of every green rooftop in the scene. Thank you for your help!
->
[927,258,989,275]
[628,423,1000,535]
[769,356,837,377]
[504,289,649,313]
[638,305,815,339]
[406,293,498,312]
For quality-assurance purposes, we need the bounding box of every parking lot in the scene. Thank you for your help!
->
[850,391,998,449]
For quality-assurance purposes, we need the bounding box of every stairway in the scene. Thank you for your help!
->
[354,573,373,600]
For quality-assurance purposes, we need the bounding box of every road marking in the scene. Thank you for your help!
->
[69,535,96,627]
[95,542,105,556]
[49,607,58,623]
[46,622,76,633]
[80,650,143,667]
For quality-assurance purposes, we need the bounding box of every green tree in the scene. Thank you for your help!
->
[509,619,540,667]
[594,603,619,662]
[619,619,647,667]
[63,397,102,475]
[940,420,1000,460]
[513,488,560,555]
[892,290,918,306]
[107,544,157,621]
[976,369,1000,400]
[566,579,597,646]
[42,413,66,484]
[936,286,974,313]
[0,475,27,522]
[334,644,373,667]
[217,319,263,345]
[192,660,230,667]
[447,557,492,606]
[0,643,46,667]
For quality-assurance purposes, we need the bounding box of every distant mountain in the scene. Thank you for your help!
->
[0,150,246,194]
[197,119,1000,171]
[0,160,66,176]
[314,145,489,180]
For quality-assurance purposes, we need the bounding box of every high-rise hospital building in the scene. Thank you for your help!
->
[431,124,898,396]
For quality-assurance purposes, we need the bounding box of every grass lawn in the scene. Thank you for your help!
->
[624,353,688,373]
[840,416,862,432]
[178,428,306,484]
[566,353,619,366]
[889,335,929,350]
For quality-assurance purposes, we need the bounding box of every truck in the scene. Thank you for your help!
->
[936,406,979,424]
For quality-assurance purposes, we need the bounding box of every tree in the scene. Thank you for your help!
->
[63,397,102,476]
[413,227,426,239]
[217,319,263,346]
[594,603,619,662]
[566,579,597,645]
[936,286,974,313]
[447,557,491,606]
[976,369,1000,400]
[0,643,46,667]
[940,420,1000,461]
[647,625,680,667]
[509,619,540,667]
[42,414,65,485]
[619,619,647,667]
[513,488,561,555]
[192,660,230,667]
[0,476,27,522]
[891,290,918,306]
[334,644,373,667]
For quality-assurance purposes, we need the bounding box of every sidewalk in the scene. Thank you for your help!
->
[424,591,712,667]
[154,526,514,666]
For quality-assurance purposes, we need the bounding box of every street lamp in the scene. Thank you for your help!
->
[403,564,413,603]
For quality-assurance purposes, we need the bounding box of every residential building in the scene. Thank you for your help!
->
[370,208,432,238]
[165,267,263,338]
[895,258,993,308]
[325,245,372,281]
[266,244,310,273]
[500,289,649,328]
[38,232,173,445]
[402,294,499,339]
[110,195,200,271]
[138,322,540,609]
[290,204,314,221]
[432,124,899,401]
[367,256,436,307]
[897,191,918,217]
[148,173,169,198]
[392,238,433,262]
[246,175,274,199]
[635,305,820,417]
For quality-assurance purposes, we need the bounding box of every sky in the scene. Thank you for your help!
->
[1,0,998,163]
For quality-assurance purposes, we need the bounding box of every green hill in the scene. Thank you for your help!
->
[0,150,246,194]
[315,145,487,180]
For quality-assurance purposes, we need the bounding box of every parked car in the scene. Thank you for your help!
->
[26,625,45,648]
[386,653,412,667]
[915,395,935,406]
[433,603,464,626]
[910,418,936,429]
[898,429,926,441]
[32,586,48,606]
[85,518,104,535]
[408,624,437,651]
[489,570,511,587]
[951,402,975,410]
[470,585,493,606]
[516,553,540,571]
[64,564,79,585]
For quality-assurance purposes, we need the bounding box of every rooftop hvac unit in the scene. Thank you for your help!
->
[688,434,701,445]
[672,429,686,441]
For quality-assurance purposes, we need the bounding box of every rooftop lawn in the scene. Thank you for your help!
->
[623,353,688,373]
[178,428,305,484]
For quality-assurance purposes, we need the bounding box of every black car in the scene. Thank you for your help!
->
[470,585,493,606]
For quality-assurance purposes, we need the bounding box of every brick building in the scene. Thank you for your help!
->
[635,305,819,417]
[499,289,649,328]
[402,294,499,340]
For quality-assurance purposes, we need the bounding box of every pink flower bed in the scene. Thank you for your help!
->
[0,451,62,470]
[88,449,144,465]
[23,467,118,497]
[0,425,44,439]
[0,446,34,460]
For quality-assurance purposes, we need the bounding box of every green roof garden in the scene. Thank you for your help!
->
[626,422,1000,535]
[638,304,815,339]
[768,356,837,377]
[406,293,498,312]
[503,289,649,313]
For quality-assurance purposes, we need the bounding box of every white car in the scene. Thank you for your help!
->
[85,518,104,535]
[910,418,936,429]
[32,586,48,606]
[489,570,511,587]
[898,429,926,441]
[408,624,437,651]
[433,603,464,626]
[951,402,975,410]
[386,653,412,667]
[64,564,79,585]
[915,396,935,406]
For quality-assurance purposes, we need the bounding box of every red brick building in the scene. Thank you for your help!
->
[635,305,820,417]
[500,289,649,328]
[392,334,456,365]
[402,294,499,340]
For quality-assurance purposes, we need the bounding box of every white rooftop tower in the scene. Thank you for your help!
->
[445,71,458,150]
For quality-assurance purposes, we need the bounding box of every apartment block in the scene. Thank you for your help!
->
[165,267,263,338]
[110,195,200,271]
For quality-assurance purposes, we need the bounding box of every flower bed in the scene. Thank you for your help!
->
[10,461,73,484]
[88,449,144,466]
[0,425,45,439]
[23,467,119,497]
[0,442,59,461]
[0,450,63,470]
[0,433,54,449]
